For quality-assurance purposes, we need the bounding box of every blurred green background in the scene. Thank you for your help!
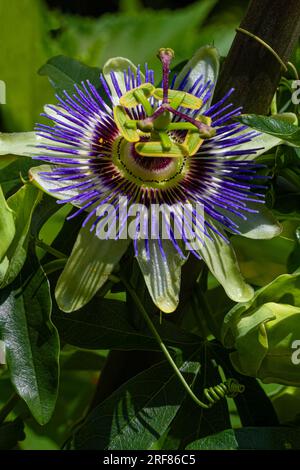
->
[0,0,249,132]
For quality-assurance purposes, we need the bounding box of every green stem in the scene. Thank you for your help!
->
[43,259,67,275]
[0,393,20,424]
[35,239,66,259]
[287,61,299,80]
[120,273,210,409]
[236,27,288,71]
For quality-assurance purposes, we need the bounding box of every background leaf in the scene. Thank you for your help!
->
[0,184,41,288]
[72,356,200,450]
[0,255,60,425]
[53,297,201,351]
[0,418,26,450]
[47,0,218,78]
[164,347,231,449]
[237,114,300,145]
[0,158,36,195]
[39,55,102,96]
[186,426,300,450]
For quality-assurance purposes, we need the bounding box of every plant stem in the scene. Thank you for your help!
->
[0,393,20,424]
[35,239,66,259]
[43,259,67,275]
[120,273,210,409]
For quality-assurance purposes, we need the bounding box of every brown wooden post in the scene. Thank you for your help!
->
[214,0,300,113]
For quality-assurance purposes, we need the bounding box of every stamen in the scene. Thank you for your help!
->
[164,106,216,138]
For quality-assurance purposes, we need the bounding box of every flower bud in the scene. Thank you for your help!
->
[222,273,300,385]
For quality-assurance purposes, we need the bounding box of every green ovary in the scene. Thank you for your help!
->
[112,136,188,190]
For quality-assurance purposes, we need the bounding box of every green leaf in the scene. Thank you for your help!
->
[232,224,295,287]
[186,427,300,450]
[29,192,62,240]
[0,155,18,171]
[237,114,300,146]
[53,297,201,351]
[0,257,60,425]
[0,186,15,261]
[0,157,36,195]
[230,113,298,162]
[0,418,26,450]
[39,55,102,96]
[72,357,200,450]
[61,350,106,371]
[0,184,42,288]
[195,220,254,303]
[222,272,300,348]
[44,208,85,258]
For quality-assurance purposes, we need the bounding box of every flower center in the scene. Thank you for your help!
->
[112,136,188,189]
[110,48,215,190]
[113,48,215,161]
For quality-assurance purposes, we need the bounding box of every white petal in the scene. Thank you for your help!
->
[29,165,80,201]
[230,131,282,161]
[174,46,220,110]
[231,204,282,239]
[0,131,38,156]
[136,238,186,313]
[56,225,130,312]
[194,221,254,302]
[103,57,145,106]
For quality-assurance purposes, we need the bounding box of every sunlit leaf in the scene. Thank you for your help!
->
[0,256,59,425]
[0,186,15,261]
[39,55,102,96]
[237,113,300,146]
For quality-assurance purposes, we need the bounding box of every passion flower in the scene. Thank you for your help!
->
[28,46,281,313]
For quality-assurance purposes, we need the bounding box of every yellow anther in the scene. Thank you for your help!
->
[119,83,155,109]
[113,106,140,142]
[153,89,202,110]
[184,116,212,156]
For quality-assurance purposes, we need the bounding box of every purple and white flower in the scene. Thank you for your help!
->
[1,46,283,313]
